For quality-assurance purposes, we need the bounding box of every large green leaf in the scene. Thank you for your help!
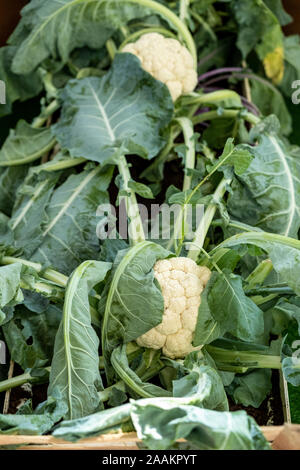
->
[250,78,292,135]
[0,397,67,436]
[0,46,42,118]
[53,403,133,441]
[2,304,62,371]
[211,138,253,176]
[100,241,171,378]
[10,165,112,274]
[111,344,170,398]
[131,399,270,450]
[228,133,300,238]
[267,298,300,336]
[194,271,264,344]
[52,53,173,164]
[48,260,111,420]
[9,0,191,75]
[53,397,270,449]
[0,120,56,167]
[281,342,300,387]
[202,117,238,150]
[30,152,86,175]
[227,369,272,408]
[10,172,60,258]
[0,213,13,246]
[217,231,300,296]
[0,264,23,325]
[172,352,229,411]
[231,0,284,83]
[30,165,113,274]
[0,412,54,436]
[10,0,150,73]
[0,166,28,216]
[193,273,224,346]
[263,0,292,26]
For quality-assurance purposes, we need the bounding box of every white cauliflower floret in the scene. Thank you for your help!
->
[122,33,197,101]
[137,328,166,350]
[164,329,193,359]
[136,257,211,359]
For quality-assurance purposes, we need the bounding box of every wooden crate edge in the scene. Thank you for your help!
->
[2,426,300,450]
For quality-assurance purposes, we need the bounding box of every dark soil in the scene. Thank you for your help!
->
[5,363,48,414]
[7,383,48,414]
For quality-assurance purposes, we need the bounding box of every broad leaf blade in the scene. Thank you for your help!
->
[0,397,67,436]
[10,0,161,74]
[53,403,132,441]
[0,46,42,118]
[10,172,60,258]
[207,138,253,177]
[250,78,292,135]
[231,0,284,83]
[172,352,229,411]
[100,241,171,378]
[228,134,300,238]
[0,121,56,167]
[0,412,55,436]
[131,399,270,450]
[194,271,264,344]
[281,343,300,387]
[0,166,28,216]
[53,397,269,449]
[219,231,300,296]
[30,165,113,274]
[10,165,112,275]
[52,53,173,164]
[263,0,292,26]
[111,345,170,398]
[0,264,23,325]
[48,260,112,420]
[227,369,272,408]
[2,304,62,370]
[193,272,224,346]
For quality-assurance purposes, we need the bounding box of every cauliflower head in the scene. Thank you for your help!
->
[136,257,211,359]
[122,32,197,101]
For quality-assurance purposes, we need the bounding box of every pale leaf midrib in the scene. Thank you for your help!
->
[102,241,150,351]
[11,179,49,230]
[86,79,116,143]
[42,166,100,237]
[268,135,296,237]
[0,137,56,167]
[63,261,92,419]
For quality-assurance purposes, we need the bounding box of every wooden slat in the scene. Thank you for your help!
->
[1,426,300,450]
[272,424,300,450]
[260,426,284,442]
[0,432,140,450]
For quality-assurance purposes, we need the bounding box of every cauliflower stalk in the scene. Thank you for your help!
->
[137,257,211,359]
[122,32,197,101]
